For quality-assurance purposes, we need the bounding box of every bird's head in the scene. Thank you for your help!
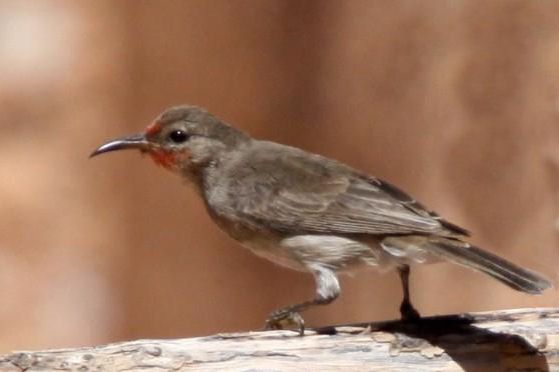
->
[91,105,249,174]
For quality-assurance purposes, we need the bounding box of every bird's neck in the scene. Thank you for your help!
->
[177,160,207,195]
[179,139,251,202]
[177,149,227,198]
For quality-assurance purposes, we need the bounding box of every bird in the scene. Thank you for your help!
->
[90,105,552,334]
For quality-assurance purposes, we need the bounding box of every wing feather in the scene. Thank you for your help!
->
[227,143,468,237]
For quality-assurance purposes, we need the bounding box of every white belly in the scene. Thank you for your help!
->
[240,234,439,273]
[241,235,385,273]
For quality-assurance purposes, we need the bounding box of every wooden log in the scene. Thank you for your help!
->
[0,308,557,371]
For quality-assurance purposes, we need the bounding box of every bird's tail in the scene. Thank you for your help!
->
[425,237,552,294]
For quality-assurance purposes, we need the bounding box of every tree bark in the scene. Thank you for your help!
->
[0,308,557,371]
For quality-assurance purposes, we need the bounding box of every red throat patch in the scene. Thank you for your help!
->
[148,149,177,169]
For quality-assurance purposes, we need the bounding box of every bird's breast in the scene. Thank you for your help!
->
[205,206,309,271]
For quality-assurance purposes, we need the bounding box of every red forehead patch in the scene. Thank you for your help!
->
[146,120,162,136]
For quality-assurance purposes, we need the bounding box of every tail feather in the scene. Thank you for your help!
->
[426,238,552,294]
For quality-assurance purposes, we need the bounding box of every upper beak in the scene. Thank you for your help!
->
[90,133,150,158]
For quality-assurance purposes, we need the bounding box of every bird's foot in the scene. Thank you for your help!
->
[265,309,305,335]
[400,300,421,321]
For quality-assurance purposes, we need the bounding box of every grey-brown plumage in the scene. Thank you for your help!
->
[91,105,552,334]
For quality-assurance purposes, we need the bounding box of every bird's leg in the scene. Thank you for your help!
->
[265,266,339,336]
[398,264,421,320]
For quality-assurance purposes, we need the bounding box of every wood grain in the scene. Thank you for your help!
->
[0,308,556,371]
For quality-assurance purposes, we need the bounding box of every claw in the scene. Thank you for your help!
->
[265,310,305,335]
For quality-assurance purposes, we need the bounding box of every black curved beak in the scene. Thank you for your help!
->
[90,134,150,158]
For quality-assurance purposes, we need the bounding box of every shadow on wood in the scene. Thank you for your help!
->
[317,310,550,371]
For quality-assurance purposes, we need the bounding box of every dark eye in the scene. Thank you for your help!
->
[169,130,189,143]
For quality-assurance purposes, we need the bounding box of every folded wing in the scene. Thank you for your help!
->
[234,145,468,237]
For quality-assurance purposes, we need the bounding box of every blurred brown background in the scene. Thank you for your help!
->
[0,0,558,352]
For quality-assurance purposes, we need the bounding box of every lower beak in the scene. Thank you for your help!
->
[90,134,150,158]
